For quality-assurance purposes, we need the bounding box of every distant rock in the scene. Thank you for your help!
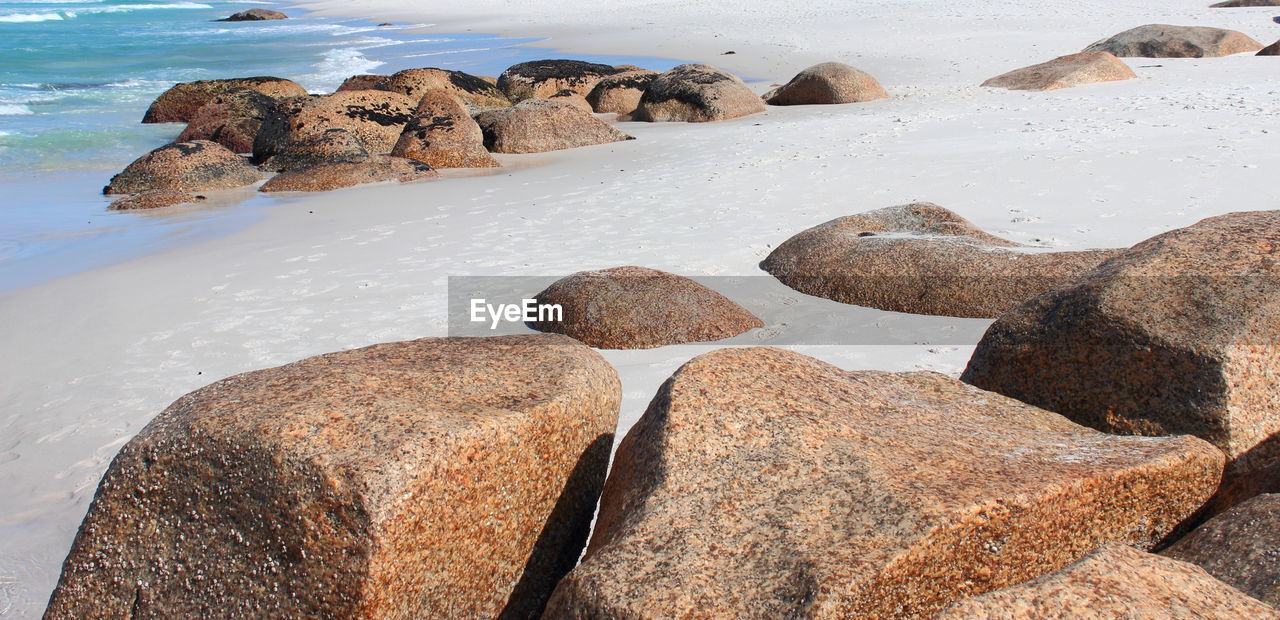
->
[217,8,286,21]
[474,98,632,154]
[107,189,204,211]
[391,90,499,169]
[377,68,511,113]
[335,74,388,92]
[937,545,1276,618]
[259,155,435,192]
[1211,0,1280,6]
[496,59,624,101]
[142,76,307,124]
[765,62,888,105]
[963,210,1280,513]
[44,335,621,618]
[1162,494,1280,606]
[529,266,763,349]
[545,347,1224,618]
[982,51,1136,91]
[1260,40,1280,56]
[634,64,765,122]
[760,203,1121,318]
[104,141,262,194]
[261,128,368,172]
[586,70,659,117]
[1084,24,1263,57]
[252,90,416,164]
[176,88,277,154]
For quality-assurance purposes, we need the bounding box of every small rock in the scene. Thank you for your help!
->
[497,59,625,101]
[104,141,262,194]
[633,64,765,122]
[1260,40,1280,56]
[391,90,499,169]
[107,189,204,211]
[261,128,368,172]
[217,8,286,21]
[1211,0,1280,6]
[142,77,306,124]
[259,155,435,192]
[1084,24,1263,57]
[765,62,888,105]
[335,74,389,92]
[1161,494,1280,606]
[475,99,632,154]
[586,70,659,116]
[982,52,1136,91]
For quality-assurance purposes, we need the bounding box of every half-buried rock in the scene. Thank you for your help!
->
[634,64,765,122]
[376,67,512,112]
[1084,24,1263,58]
[1161,493,1280,606]
[45,334,621,619]
[252,90,416,164]
[475,99,633,154]
[529,266,763,349]
[391,90,499,169]
[107,189,205,211]
[586,70,659,117]
[1212,0,1280,7]
[103,140,262,194]
[936,545,1277,619]
[176,88,278,154]
[497,59,625,101]
[142,76,307,124]
[765,61,888,105]
[543,347,1223,618]
[759,202,1121,318]
[261,128,369,172]
[963,211,1280,512]
[259,155,435,192]
[982,51,1136,91]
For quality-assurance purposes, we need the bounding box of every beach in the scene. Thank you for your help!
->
[2,0,1279,615]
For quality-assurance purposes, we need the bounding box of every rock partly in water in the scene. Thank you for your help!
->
[176,88,278,154]
[497,59,625,101]
[765,62,889,105]
[335,74,389,92]
[391,90,499,169]
[104,140,262,194]
[1260,40,1280,56]
[1162,493,1280,606]
[251,90,416,164]
[107,189,205,211]
[376,68,512,113]
[260,128,369,173]
[217,8,286,21]
[586,70,659,117]
[142,76,307,124]
[982,51,1137,91]
[544,347,1224,618]
[962,210,1280,512]
[1084,24,1263,58]
[45,334,621,619]
[529,266,763,349]
[259,155,435,192]
[633,64,765,122]
[759,202,1122,318]
[475,98,633,154]
[937,544,1278,619]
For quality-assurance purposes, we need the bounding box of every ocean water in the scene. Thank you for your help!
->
[0,0,677,292]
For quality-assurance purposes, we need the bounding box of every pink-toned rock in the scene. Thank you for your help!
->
[1162,493,1280,606]
[259,155,435,192]
[104,140,262,194]
[335,74,388,92]
[547,89,594,112]
[391,90,499,169]
[474,98,632,154]
[634,64,765,122]
[982,52,1136,91]
[1084,24,1263,57]
[251,90,416,163]
[107,189,204,211]
[261,128,368,173]
[545,347,1224,618]
[142,76,307,123]
[376,68,511,112]
[45,335,621,619]
[765,62,888,105]
[586,70,658,116]
[497,59,625,101]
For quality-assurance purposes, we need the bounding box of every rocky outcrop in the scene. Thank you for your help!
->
[251,90,416,164]
[1260,40,1280,56]
[1162,494,1280,606]
[475,99,633,154]
[982,52,1136,91]
[376,68,511,112]
[759,203,1121,318]
[586,70,659,117]
[1084,24,1263,58]
[107,189,204,211]
[963,211,1280,512]
[544,347,1223,618]
[142,77,307,124]
[217,8,286,21]
[260,128,369,172]
[335,74,388,92]
[497,59,625,101]
[259,155,435,192]
[176,88,278,154]
[765,62,888,105]
[529,266,763,349]
[45,335,621,619]
[391,90,499,169]
[103,141,262,194]
[937,545,1277,618]
[634,64,765,122]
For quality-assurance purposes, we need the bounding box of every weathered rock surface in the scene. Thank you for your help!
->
[544,347,1224,618]
[530,266,763,349]
[765,62,888,105]
[391,90,499,169]
[982,51,1137,91]
[259,155,435,192]
[939,545,1279,618]
[261,128,369,172]
[1212,0,1280,7]
[335,74,388,92]
[107,189,204,211]
[1085,24,1263,57]
[1162,493,1280,606]
[376,68,511,112]
[104,141,262,194]
[760,202,1121,318]
[586,70,659,117]
[547,89,594,112]
[218,8,286,21]
[142,77,307,124]
[475,98,632,154]
[45,334,621,619]
[1260,40,1280,56]
[176,88,277,154]
[497,59,624,101]
[634,64,765,122]
[963,210,1280,511]
[251,90,416,164]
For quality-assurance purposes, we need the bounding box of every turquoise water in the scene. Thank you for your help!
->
[0,0,678,291]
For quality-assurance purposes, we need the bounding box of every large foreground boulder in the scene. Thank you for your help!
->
[982,52,1136,91]
[45,334,621,618]
[142,76,307,124]
[530,266,763,349]
[765,62,888,105]
[376,68,511,112]
[497,59,625,101]
[103,140,261,194]
[392,90,499,168]
[261,128,369,172]
[1162,494,1280,606]
[475,99,632,154]
[544,347,1223,618]
[937,545,1277,618]
[259,155,435,192]
[634,64,765,122]
[176,88,278,154]
[218,8,286,21]
[760,203,1121,318]
[586,70,659,117]
[107,189,204,211]
[963,211,1280,511]
[1084,24,1263,58]
[252,90,417,164]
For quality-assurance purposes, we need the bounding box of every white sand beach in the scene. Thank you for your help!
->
[2,0,1279,614]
